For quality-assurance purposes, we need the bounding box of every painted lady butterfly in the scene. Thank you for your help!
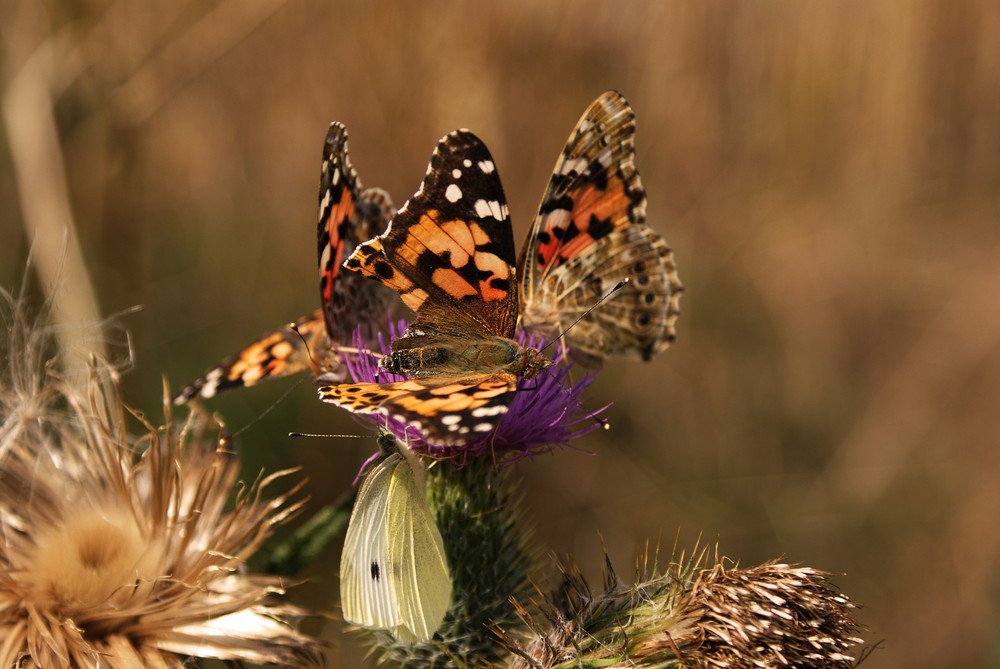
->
[317,130,552,446]
[518,90,683,366]
[173,122,395,403]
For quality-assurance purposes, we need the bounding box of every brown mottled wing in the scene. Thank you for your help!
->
[517,91,683,363]
[344,130,518,340]
[318,373,517,446]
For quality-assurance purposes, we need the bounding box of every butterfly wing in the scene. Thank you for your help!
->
[386,453,451,640]
[340,452,402,632]
[318,373,518,446]
[518,90,683,363]
[317,123,397,342]
[525,226,682,363]
[357,187,395,241]
[172,310,339,404]
[344,129,519,340]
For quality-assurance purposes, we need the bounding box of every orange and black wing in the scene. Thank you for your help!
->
[318,374,518,446]
[317,122,396,342]
[172,310,339,404]
[344,130,519,340]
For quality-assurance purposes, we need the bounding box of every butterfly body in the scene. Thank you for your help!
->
[381,334,547,380]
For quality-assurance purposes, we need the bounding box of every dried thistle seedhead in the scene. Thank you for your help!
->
[681,560,863,669]
[0,292,322,669]
[501,548,863,669]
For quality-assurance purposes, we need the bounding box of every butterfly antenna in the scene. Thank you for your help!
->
[524,360,610,432]
[218,376,307,447]
[530,278,626,432]
[538,278,629,356]
[288,321,323,369]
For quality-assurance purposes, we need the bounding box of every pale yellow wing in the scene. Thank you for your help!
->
[340,453,401,630]
[386,457,452,640]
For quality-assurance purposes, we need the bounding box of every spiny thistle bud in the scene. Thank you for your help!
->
[500,549,863,669]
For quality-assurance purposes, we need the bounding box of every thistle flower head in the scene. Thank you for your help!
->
[343,320,609,464]
[0,292,322,668]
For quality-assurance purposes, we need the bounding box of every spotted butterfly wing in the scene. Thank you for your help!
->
[344,130,519,338]
[517,90,683,365]
[340,431,451,641]
[172,311,332,403]
[173,123,394,404]
[318,123,396,343]
[319,373,519,445]
[318,130,550,445]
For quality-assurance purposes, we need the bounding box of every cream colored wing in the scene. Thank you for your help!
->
[340,453,402,631]
[386,456,452,640]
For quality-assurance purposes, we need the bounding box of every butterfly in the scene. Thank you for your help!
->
[173,122,395,403]
[518,90,683,366]
[340,430,451,641]
[317,130,551,446]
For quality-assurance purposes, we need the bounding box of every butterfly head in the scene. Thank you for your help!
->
[513,345,553,381]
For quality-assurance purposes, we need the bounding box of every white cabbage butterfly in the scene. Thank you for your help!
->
[339,430,452,641]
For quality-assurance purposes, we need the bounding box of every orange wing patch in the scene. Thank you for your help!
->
[431,267,478,300]
[319,187,354,304]
[345,241,431,313]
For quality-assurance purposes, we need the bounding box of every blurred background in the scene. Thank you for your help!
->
[3,1,999,666]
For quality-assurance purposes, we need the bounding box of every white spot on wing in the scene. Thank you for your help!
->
[463,159,472,167]
[474,199,504,220]
[471,404,506,418]
[445,183,463,203]
[473,423,494,432]
[559,157,588,176]
[478,160,495,174]
[201,368,224,397]
[332,168,340,186]
[452,168,462,179]
[319,191,331,220]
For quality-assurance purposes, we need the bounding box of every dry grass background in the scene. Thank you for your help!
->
[3,1,1000,667]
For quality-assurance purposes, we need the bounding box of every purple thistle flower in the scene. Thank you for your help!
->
[341,319,609,465]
